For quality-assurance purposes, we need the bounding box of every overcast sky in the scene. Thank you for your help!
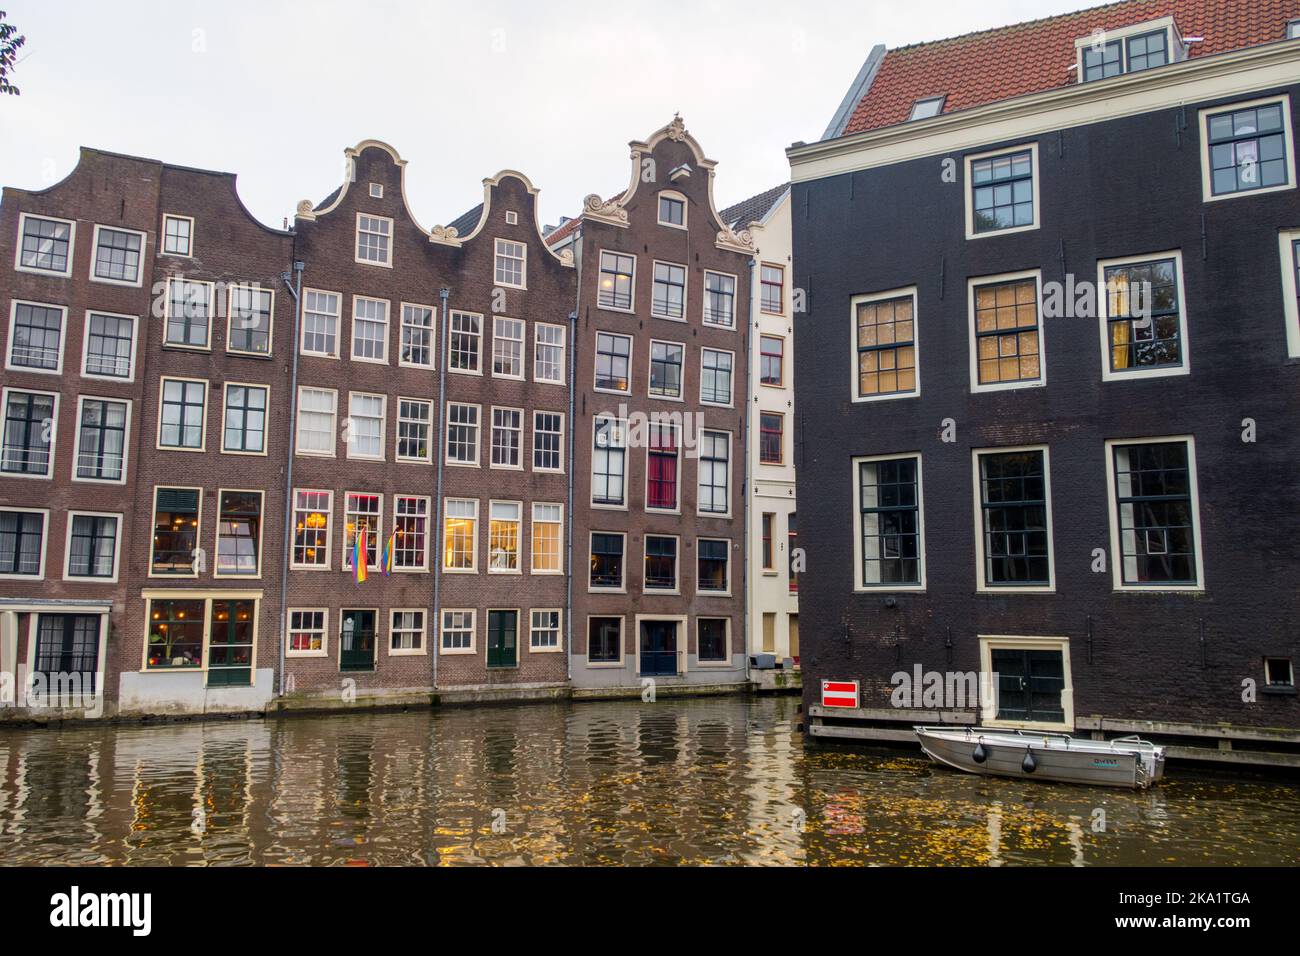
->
[0,0,1101,230]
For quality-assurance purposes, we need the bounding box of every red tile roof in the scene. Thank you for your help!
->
[543,191,625,247]
[842,0,1300,136]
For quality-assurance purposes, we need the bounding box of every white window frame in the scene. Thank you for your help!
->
[588,531,626,593]
[850,286,920,403]
[351,295,390,364]
[220,382,269,457]
[1281,228,1300,359]
[88,223,147,288]
[388,608,427,657]
[355,212,394,267]
[702,270,738,329]
[695,617,733,667]
[657,190,687,229]
[590,414,627,510]
[909,96,945,121]
[487,499,523,575]
[295,386,338,458]
[439,608,477,655]
[1073,16,1182,83]
[642,533,681,595]
[530,502,564,575]
[585,614,625,668]
[492,316,526,380]
[369,183,384,199]
[970,444,1056,594]
[346,391,387,462]
[532,410,565,474]
[650,259,688,321]
[528,608,563,653]
[442,498,479,574]
[699,347,735,408]
[392,495,431,572]
[0,387,59,480]
[163,278,216,352]
[1198,95,1297,204]
[964,142,1041,241]
[62,511,122,583]
[505,210,518,225]
[696,536,732,598]
[1096,250,1190,382]
[146,485,202,579]
[696,428,732,518]
[6,299,68,376]
[301,288,342,359]
[967,269,1046,394]
[851,452,927,592]
[488,405,524,471]
[533,321,566,385]
[596,249,636,314]
[398,302,436,369]
[161,214,194,257]
[80,310,139,383]
[648,338,686,401]
[0,507,50,580]
[213,487,265,580]
[644,420,681,514]
[978,635,1074,731]
[155,376,208,453]
[286,608,329,658]
[448,310,483,376]
[445,402,481,467]
[593,331,633,395]
[225,284,275,357]
[494,237,527,290]
[72,394,132,485]
[290,489,333,571]
[14,212,75,278]
[342,492,383,572]
[395,397,434,464]
[1104,434,1205,593]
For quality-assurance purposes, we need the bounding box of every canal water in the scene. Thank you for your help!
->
[0,696,1296,866]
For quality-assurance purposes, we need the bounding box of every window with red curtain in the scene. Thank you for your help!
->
[647,421,678,509]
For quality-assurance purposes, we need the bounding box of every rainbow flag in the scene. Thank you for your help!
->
[381,532,396,576]
[353,526,368,583]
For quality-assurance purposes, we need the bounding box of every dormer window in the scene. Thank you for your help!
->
[909,96,945,121]
[1288,19,1300,40]
[657,192,686,229]
[1076,18,1181,83]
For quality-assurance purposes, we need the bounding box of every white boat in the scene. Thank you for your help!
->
[915,725,1166,789]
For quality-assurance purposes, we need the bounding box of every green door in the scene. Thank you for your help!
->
[207,600,255,687]
[340,609,377,672]
[486,610,517,669]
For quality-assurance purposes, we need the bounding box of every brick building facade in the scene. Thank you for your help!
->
[1,118,761,719]
[790,4,1300,742]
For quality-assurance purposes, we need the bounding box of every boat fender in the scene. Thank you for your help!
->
[972,742,988,764]
[1021,749,1037,774]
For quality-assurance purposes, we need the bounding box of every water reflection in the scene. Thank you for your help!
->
[0,697,1295,866]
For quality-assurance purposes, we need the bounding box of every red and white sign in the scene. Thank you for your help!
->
[821,680,860,709]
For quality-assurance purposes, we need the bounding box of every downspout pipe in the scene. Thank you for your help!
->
[431,287,450,690]
[565,308,577,680]
[743,256,756,686]
[277,259,305,698]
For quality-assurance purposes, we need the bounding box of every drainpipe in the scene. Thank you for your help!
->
[431,287,450,690]
[565,308,577,680]
[277,258,305,698]
[743,257,756,686]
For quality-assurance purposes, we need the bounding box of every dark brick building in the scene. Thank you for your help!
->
[560,117,754,693]
[1,118,763,718]
[791,2,1300,748]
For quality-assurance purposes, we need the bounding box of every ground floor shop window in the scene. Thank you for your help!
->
[144,595,258,686]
